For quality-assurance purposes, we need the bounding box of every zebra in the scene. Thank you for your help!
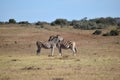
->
[48,35,77,56]
[48,35,64,42]
[36,35,63,56]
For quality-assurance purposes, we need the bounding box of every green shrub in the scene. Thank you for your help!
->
[51,19,68,27]
[18,21,30,24]
[0,22,4,24]
[9,19,16,24]
[35,21,49,25]
[102,30,119,36]
[110,30,119,36]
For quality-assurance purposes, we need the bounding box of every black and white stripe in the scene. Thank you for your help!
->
[36,41,56,56]
[57,40,77,56]
[36,35,62,56]
[49,35,77,56]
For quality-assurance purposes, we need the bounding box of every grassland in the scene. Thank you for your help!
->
[0,24,120,80]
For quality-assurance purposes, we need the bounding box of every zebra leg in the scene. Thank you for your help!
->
[51,47,55,56]
[58,47,62,56]
[74,47,77,56]
[71,42,77,56]
[71,48,76,56]
[75,47,77,53]
[36,41,41,55]
[36,47,41,55]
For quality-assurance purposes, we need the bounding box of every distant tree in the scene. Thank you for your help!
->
[0,21,4,24]
[70,20,80,26]
[51,19,68,27]
[110,30,119,36]
[91,17,116,25]
[102,30,119,36]
[35,21,49,25]
[81,17,87,21]
[9,19,16,24]
[115,17,120,27]
[18,21,30,24]
[72,20,98,30]
[97,23,106,29]
[35,21,50,28]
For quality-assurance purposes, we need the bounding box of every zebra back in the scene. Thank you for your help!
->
[57,40,74,49]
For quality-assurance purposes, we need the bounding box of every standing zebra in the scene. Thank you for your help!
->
[49,35,77,56]
[36,35,63,56]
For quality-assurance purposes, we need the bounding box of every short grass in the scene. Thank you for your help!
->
[0,24,120,80]
[0,53,120,80]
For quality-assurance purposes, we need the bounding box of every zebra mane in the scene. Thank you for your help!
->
[48,35,64,42]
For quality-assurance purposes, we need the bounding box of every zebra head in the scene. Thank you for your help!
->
[48,35,64,43]
[48,35,56,41]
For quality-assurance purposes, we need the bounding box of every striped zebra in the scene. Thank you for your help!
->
[49,35,77,56]
[36,35,63,56]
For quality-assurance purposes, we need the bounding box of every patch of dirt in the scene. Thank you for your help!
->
[21,66,41,70]
[11,59,20,61]
[45,67,54,70]
[52,78,64,80]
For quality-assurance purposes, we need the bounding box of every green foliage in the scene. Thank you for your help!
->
[91,17,116,25]
[18,21,30,24]
[35,21,50,28]
[115,18,120,27]
[110,30,119,36]
[103,30,119,36]
[35,21,49,26]
[0,21,4,24]
[97,23,106,29]
[51,19,68,27]
[72,17,119,30]
[9,19,16,24]
[0,17,120,30]
[72,20,98,30]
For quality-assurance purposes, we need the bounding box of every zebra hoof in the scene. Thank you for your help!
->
[36,54,40,56]
[59,54,62,56]
[48,55,54,57]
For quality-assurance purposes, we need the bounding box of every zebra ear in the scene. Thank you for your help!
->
[48,35,55,41]
[48,36,52,41]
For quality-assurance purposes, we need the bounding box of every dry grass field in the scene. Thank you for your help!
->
[0,24,120,80]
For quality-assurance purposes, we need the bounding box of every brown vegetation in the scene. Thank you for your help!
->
[0,24,120,80]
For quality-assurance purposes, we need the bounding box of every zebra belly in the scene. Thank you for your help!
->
[42,43,51,49]
[42,46,51,49]
[61,45,70,49]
